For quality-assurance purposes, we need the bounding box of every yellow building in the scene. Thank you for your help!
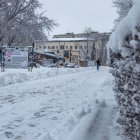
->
[35,32,110,65]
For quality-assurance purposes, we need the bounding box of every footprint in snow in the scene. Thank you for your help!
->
[5,132,14,138]
[28,123,36,127]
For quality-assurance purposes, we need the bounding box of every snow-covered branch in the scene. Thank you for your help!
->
[0,0,57,47]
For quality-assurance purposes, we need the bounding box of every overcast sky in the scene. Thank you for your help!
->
[39,0,117,35]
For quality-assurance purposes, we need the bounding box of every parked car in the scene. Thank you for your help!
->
[65,62,75,68]
[47,63,57,67]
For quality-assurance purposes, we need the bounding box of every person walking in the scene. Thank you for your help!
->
[96,59,101,70]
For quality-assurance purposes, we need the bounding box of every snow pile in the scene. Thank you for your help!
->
[107,0,140,56]
[0,67,89,87]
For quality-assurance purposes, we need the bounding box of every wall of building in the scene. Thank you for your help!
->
[35,32,110,65]
[35,40,96,63]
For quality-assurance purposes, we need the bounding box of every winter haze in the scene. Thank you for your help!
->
[39,0,117,35]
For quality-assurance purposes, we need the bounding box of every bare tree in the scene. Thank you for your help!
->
[0,0,57,47]
[90,41,96,61]
[80,27,95,66]
[80,27,109,66]
[99,34,110,65]
[113,0,133,22]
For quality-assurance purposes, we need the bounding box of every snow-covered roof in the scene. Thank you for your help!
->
[0,46,6,49]
[49,38,89,42]
[35,50,64,59]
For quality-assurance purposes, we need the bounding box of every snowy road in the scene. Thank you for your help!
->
[0,67,122,140]
[86,103,115,140]
[66,101,121,140]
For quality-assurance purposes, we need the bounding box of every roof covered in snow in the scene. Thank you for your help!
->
[35,50,64,59]
[49,38,91,42]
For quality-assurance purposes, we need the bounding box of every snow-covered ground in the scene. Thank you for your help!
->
[0,67,122,140]
[0,67,88,87]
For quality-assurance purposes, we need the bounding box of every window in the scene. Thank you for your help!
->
[70,46,73,49]
[60,45,64,50]
[52,46,55,49]
[66,46,68,49]
[48,52,55,54]
[44,46,46,49]
[56,46,58,49]
[39,46,41,48]
[75,46,77,49]
[48,46,50,49]
[64,50,69,58]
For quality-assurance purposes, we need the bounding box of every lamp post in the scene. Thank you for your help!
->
[31,42,35,70]
[57,49,59,68]
[69,49,72,63]
[1,49,5,72]
[28,42,35,72]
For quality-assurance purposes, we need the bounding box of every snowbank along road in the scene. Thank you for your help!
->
[0,67,122,140]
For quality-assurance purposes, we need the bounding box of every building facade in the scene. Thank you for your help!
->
[35,32,110,66]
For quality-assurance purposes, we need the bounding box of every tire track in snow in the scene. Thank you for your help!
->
[86,103,113,140]
[67,102,121,140]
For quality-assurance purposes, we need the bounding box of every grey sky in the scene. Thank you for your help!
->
[39,0,117,35]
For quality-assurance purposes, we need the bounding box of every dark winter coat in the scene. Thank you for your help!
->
[96,59,101,65]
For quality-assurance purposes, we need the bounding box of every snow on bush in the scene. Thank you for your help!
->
[107,0,140,56]
[107,0,140,139]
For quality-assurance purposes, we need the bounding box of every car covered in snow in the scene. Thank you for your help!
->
[65,62,77,68]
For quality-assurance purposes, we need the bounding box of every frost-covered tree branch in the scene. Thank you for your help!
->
[0,0,57,47]
[113,0,133,22]
[80,27,95,66]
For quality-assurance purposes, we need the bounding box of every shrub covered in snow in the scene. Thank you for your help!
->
[107,0,140,139]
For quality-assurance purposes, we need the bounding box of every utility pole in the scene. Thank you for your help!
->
[1,50,5,72]
[31,42,35,70]
[69,49,71,63]
[28,47,31,71]
[28,42,35,72]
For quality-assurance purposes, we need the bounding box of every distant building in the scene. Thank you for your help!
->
[35,32,110,66]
